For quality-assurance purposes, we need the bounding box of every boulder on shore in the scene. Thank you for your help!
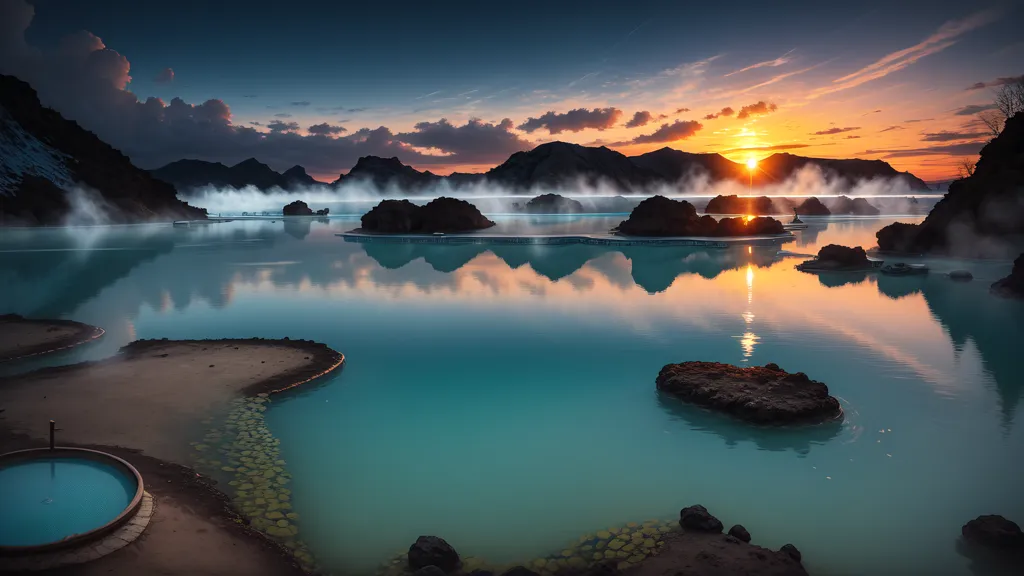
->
[796,244,873,272]
[408,536,461,573]
[360,197,495,234]
[991,254,1024,298]
[656,361,842,425]
[616,196,785,237]
[680,505,724,533]
[962,515,1024,550]
[283,200,314,216]
[522,193,584,213]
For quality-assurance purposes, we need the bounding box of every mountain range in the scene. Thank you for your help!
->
[0,74,205,225]
[153,142,931,194]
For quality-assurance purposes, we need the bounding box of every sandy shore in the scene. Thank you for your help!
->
[0,337,343,575]
[0,314,104,362]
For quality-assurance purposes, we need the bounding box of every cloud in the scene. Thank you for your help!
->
[736,101,778,119]
[879,125,905,132]
[809,10,998,99]
[624,111,662,128]
[307,123,347,136]
[724,49,795,77]
[863,142,986,158]
[154,67,174,84]
[517,107,623,134]
[954,103,998,115]
[395,118,531,165]
[249,121,262,126]
[242,94,258,98]
[845,135,861,139]
[674,107,690,114]
[703,106,735,120]
[811,126,860,135]
[965,74,1023,90]
[290,101,311,107]
[861,109,882,116]
[920,131,989,142]
[267,120,300,133]
[903,118,934,123]
[629,120,703,144]
[721,143,811,153]
[273,112,293,118]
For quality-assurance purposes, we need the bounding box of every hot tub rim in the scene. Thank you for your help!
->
[0,447,145,555]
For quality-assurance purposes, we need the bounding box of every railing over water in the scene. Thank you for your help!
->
[336,232,794,248]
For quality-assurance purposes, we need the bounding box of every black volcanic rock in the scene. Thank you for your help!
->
[715,216,785,236]
[360,197,494,233]
[486,141,659,190]
[335,156,441,191]
[705,195,776,215]
[796,244,872,272]
[522,193,584,213]
[962,515,1024,550]
[656,361,843,425]
[283,200,314,216]
[795,197,831,215]
[876,112,1024,257]
[615,196,699,236]
[991,254,1024,298]
[680,505,723,533]
[408,536,460,573]
[0,74,205,225]
[282,165,320,187]
[630,147,745,182]
[728,525,752,543]
[828,195,880,215]
[756,152,929,190]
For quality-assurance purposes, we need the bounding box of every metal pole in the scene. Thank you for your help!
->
[49,420,55,450]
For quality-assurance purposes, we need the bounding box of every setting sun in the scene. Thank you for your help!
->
[746,158,758,170]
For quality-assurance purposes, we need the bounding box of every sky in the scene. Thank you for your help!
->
[1,0,1022,182]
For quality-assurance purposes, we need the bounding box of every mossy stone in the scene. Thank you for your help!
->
[626,522,638,528]
[221,466,235,472]
[532,559,547,569]
[286,512,299,520]
[596,530,611,539]
[596,541,606,549]
[276,519,290,528]
[581,545,593,552]
[628,554,646,563]
[592,553,603,561]
[608,540,625,550]
[622,543,636,553]
[643,539,656,549]
[265,511,284,520]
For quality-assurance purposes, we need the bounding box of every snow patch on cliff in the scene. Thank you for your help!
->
[0,103,73,195]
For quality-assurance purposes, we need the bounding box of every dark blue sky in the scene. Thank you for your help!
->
[5,0,1022,179]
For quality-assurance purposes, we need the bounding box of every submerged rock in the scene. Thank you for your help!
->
[948,269,974,281]
[962,515,1024,550]
[656,361,842,425]
[282,200,314,216]
[409,536,461,573]
[796,244,873,272]
[991,254,1024,298]
[728,525,752,543]
[680,505,723,533]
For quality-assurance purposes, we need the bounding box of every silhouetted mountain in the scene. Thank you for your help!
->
[629,147,745,182]
[756,153,929,190]
[0,75,205,225]
[446,172,487,187]
[333,156,442,190]
[150,157,320,191]
[485,142,660,189]
[877,112,1024,257]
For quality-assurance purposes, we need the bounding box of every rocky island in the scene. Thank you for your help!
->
[282,200,329,216]
[656,361,842,425]
[359,197,495,234]
[705,195,776,215]
[616,196,785,237]
[991,254,1024,298]
[796,244,877,272]
[876,112,1024,257]
[519,193,585,214]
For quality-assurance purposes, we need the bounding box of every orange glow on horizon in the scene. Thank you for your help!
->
[746,158,758,170]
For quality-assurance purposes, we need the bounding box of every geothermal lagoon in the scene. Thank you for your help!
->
[1,206,1022,576]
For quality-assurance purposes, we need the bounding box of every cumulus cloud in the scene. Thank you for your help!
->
[307,123,347,136]
[0,0,532,174]
[811,126,860,135]
[954,103,998,115]
[703,106,735,120]
[629,120,703,144]
[395,118,531,164]
[267,120,300,133]
[920,131,989,142]
[624,111,665,128]
[517,107,622,134]
[155,67,174,83]
[736,101,778,119]
[965,74,1023,90]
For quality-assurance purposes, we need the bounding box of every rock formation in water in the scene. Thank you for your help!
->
[795,197,831,216]
[796,244,873,272]
[991,254,1024,298]
[151,158,322,191]
[0,74,206,225]
[705,195,776,215]
[522,193,585,213]
[616,196,785,237]
[408,536,461,573]
[359,197,495,233]
[282,200,314,216]
[828,195,880,215]
[656,361,842,425]
[876,112,1024,257]
[962,515,1024,550]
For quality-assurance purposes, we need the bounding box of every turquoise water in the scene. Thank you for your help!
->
[1,214,1022,575]
[0,457,136,546]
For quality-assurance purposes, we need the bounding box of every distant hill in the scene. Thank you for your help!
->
[150,158,322,191]
[0,74,205,225]
[629,147,745,182]
[485,142,660,189]
[332,156,441,190]
[755,152,929,190]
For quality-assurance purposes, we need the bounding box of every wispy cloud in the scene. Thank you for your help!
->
[954,103,998,115]
[415,90,442,100]
[569,71,600,87]
[290,101,311,107]
[920,131,989,142]
[724,49,795,77]
[863,142,986,158]
[879,125,905,132]
[965,74,1023,90]
[724,62,824,97]
[809,9,998,99]
[811,126,860,135]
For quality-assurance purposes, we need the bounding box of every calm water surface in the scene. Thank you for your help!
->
[0,214,1022,575]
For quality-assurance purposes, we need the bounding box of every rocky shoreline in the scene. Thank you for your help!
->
[0,313,105,362]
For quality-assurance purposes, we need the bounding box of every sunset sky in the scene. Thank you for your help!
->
[2,0,1022,181]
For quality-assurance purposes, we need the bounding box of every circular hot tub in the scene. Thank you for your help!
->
[0,448,144,554]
